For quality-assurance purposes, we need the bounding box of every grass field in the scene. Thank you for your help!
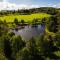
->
[0,13,50,22]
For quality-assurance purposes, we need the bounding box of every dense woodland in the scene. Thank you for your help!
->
[0,7,60,60]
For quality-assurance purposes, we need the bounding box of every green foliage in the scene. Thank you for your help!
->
[47,16,58,33]
[0,20,8,36]
[46,8,58,15]
[10,35,25,59]
[14,18,18,25]
[21,20,25,25]
[32,18,38,25]
[11,36,25,52]
[16,37,45,60]
[16,47,30,60]
[7,32,15,37]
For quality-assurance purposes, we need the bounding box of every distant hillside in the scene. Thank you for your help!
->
[0,7,59,15]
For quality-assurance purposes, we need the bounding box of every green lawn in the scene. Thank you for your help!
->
[0,13,50,22]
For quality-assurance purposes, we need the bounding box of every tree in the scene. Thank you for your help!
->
[14,18,18,25]
[47,16,58,33]
[32,19,38,27]
[3,35,13,60]
[42,17,47,24]
[12,36,25,52]
[0,20,8,36]
[7,32,15,37]
[26,37,45,60]
[47,8,58,15]
[16,47,30,60]
[21,20,25,25]
[11,35,25,59]
[35,34,60,60]
[55,30,60,47]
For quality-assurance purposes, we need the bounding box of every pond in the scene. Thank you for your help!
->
[11,24,45,41]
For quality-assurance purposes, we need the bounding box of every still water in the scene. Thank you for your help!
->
[11,24,45,41]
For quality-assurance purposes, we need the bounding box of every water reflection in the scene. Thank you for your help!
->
[11,24,45,41]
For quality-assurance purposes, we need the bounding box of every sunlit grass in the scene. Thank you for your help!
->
[0,13,50,22]
[45,27,56,36]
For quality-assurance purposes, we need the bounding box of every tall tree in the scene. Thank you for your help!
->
[47,16,58,33]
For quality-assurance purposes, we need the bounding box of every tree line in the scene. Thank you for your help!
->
[0,7,59,16]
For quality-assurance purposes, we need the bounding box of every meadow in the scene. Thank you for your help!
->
[0,13,50,22]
